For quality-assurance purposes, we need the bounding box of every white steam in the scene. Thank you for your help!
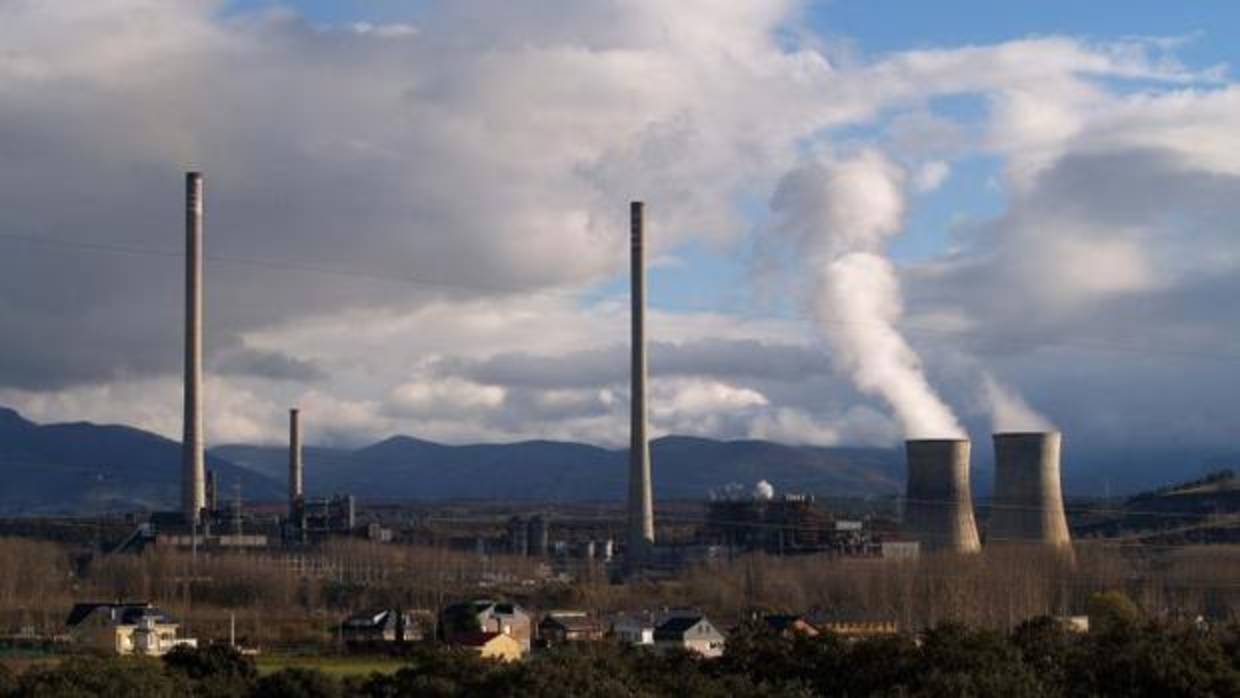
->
[752,480,775,500]
[772,150,965,439]
[980,372,1054,432]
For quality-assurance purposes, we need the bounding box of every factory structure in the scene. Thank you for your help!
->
[117,172,1075,564]
[626,201,656,572]
[902,439,981,554]
[901,433,1072,555]
[118,172,373,553]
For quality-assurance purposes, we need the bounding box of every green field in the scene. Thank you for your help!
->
[254,655,409,677]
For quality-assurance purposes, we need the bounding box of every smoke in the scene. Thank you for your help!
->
[772,150,965,439]
[980,372,1055,432]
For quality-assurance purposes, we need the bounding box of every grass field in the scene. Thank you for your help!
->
[254,655,410,678]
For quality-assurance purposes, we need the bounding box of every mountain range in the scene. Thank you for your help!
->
[3,405,1236,516]
[0,407,281,515]
[0,406,902,515]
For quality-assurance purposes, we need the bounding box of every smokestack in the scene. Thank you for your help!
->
[989,432,1072,548]
[289,408,303,518]
[182,172,206,525]
[627,201,655,564]
[205,469,217,512]
[904,439,981,554]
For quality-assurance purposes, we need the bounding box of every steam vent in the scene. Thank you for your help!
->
[904,439,981,554]
[988,432,1072,548]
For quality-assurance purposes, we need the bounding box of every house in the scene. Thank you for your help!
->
[610,613,655,646]
[810,608,900,640]
[537,612,605,647]
[342,609,421,645]
[66,602,197,656]
[818,619,899,638]
[440,599,532,652]
[762,614,820,637]
[454,631,523,662]
[653,615,726,658]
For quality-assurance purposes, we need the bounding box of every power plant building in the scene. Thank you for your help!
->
[903,439,981,554]
[988,432,1072,548]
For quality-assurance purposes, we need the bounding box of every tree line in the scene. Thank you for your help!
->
[3,596,1240,697]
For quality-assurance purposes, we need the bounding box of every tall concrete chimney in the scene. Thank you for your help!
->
[904,439,981,554]
[627,201,655,563]
[989,432,1072,548]
[182,172,206,525]
[289,408,303,518]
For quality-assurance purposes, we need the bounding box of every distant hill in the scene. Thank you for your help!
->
[1072,469,1240,542]
[212,434,905,502]
[21,402,1233,515]
[0,407,283,515]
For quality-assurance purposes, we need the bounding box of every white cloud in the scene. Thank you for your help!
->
[0,1,1238,464]
[914,160,951,193]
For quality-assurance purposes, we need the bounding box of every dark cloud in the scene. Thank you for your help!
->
[213,348,327,382]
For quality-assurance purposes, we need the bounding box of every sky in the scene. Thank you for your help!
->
[1,1,1239,490]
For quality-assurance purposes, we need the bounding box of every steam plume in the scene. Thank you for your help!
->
[772,150,964,439]
[980,372,1054,432]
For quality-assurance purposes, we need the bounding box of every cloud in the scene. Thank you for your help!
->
[387,377,506,418]
[2,1,1239,469]
[914,160,951,193]
[213,347,328,382]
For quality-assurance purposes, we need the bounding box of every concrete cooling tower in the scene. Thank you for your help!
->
[904,439,981,554]
[988,432,1072,548]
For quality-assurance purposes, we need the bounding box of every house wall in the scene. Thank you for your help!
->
[478,635,523,662]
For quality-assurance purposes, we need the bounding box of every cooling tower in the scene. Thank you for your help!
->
[989,432,1071,548]
[289,408,303,519]
[904,439,981,554]
[627,201,655,565]
[182,172,206,525]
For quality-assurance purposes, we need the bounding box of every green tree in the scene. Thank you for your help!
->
[912,623,1042,697]
[1087,590,1141,636]
[0,664,16,698]
[252,668,341,698]
[1011,616,1081,695]
[163,644,259,698]
[17,656,188,698]
[1069,623,1240,698]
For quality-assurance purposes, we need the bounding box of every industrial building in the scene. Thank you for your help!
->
[902,439,981,554]
[988,431,1072,549]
